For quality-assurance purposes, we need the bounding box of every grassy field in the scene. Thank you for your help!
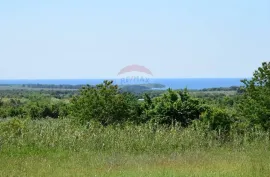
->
[1,148,270,177]
[1,118,270,177]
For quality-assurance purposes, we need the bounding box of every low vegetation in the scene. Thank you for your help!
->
[1,62,270,176]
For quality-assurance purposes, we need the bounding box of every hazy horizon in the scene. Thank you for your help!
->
[0,77,248,80]
[0,78,245,89]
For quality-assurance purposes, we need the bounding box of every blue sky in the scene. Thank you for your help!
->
[0,0,269,79]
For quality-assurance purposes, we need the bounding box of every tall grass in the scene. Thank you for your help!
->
[1,118,270,176]
[1,118,270,154]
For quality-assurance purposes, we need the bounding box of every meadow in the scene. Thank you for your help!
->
[1,62,270,176]
[1,118,270,177]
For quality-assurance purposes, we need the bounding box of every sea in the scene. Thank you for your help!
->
[0,78,245,90]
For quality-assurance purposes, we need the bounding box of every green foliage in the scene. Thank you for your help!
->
[1,119,270,176]
[141,89,206,126]
[1,118,270,155]
[70,80,139,125]
[0,98,3,107]
[26,101,69,119]
[240,62,270,130]
[0,95,69,119]
[119,83,166,95]
[2,63,270,176]
[1,61,270,133]
[0,118,28,141]
[201,107,234,132]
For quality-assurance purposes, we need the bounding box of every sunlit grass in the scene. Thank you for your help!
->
[1,118,270,176]
[1,149,270,177]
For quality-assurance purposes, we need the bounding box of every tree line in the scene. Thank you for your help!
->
[0,62,270,133]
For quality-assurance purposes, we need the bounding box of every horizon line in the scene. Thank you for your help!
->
[0,77,248,80]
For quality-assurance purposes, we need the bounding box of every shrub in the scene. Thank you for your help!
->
[0,117,27,139]
[70,80,139,125]
[201,107,234,132]
[140,89,206,126]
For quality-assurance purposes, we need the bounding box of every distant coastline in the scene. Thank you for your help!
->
[0,78,245,90]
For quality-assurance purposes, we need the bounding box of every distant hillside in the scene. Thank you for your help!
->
[119,83,166,93]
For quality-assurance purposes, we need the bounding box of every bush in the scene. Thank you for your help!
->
[27,101,69,119]
[0,118,27,139]
[201,107,234,132]
[140,89,206,126]
[70,80,139,125]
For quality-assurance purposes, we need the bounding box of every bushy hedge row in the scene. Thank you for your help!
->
[1,62,270,132]
[70,80,233,131]
[0,98,69,119]
[70,62,270,131]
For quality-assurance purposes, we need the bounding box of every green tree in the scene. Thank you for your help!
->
[70,80,139,125]
[141,89,206,126]
[239,62,270,129]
